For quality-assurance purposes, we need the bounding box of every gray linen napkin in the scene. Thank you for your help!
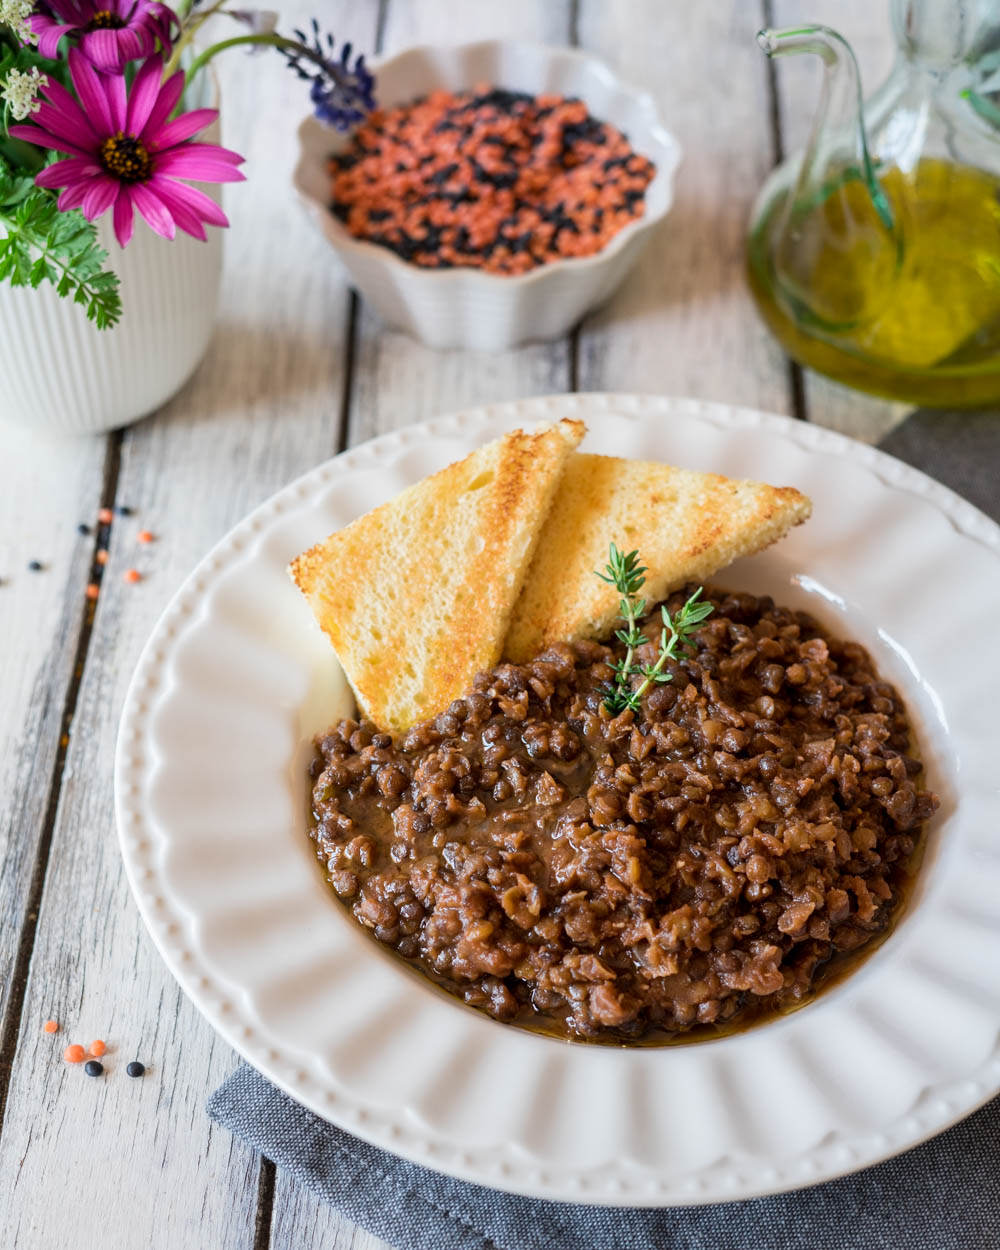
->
[208,409,1000,1250]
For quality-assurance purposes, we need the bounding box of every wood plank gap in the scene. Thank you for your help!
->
[568,0,579,45]
[253,1157,277,1250]
[375,0,390,54]
[0,429,122,1132]
[760,0,808,422]
[761,0,782,161]
[335,291,360,455]
[568,327,580,392]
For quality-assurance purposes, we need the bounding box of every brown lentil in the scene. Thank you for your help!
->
[309,588,937,1043]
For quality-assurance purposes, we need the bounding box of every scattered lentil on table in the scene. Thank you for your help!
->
[43,1019,59,1034]
[328,87,656,274]
[126,1061,146,1078]
[123,569,141,584]
[97,507,113,524]
[84,1060,104,1077]
[88,1039,106,1057]
[63,1044,85,1063]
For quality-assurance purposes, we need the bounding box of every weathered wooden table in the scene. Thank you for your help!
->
[0,2,902,1245]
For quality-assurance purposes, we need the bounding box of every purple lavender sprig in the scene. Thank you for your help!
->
[178,14,376,132]
[280,19,375,130]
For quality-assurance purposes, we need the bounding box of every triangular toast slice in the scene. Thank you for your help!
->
[290,418,585,732]
[504,453,811,662]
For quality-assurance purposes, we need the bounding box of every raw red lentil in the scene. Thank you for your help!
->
[43,1019,59,1034]
[328,86,656,274]
[64,1043,85,1063]
[123,569,141,584]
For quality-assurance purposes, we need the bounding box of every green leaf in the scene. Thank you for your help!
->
[595,542,712,714]
[0,155,122,328]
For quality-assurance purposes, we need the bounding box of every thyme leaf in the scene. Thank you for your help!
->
[595,543,713,716]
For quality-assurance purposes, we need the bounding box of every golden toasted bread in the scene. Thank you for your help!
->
[289,419,585,732]
[504,453,812,662]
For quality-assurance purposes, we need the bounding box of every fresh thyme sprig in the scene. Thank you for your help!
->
[595,542,714,715]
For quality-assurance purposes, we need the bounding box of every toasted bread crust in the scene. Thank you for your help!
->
[504,453,812,662]
[289,418,584,732]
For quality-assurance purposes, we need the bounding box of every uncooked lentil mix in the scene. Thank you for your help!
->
[328,87,656,273]
[309,588,937,1043]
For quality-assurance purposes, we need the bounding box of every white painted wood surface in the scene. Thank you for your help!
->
[0,2,901,1247]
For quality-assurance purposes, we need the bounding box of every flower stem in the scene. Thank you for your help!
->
[162,0,230,77]
[182,30,340,87]
[182,30,294,84]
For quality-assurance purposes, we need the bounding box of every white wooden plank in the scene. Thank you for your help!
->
[770,0,904,442]
[270,1198,395,1250]
[574,0,793,415]
[347,0,574,444]
[0,3,375,1246]
[0,427,105,1036]
[270,2,571,1245]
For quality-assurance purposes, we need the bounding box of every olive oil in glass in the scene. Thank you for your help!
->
[748,2,1000,406]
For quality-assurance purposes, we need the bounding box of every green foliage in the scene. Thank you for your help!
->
[0,33,71,95]
[0,156,122,328]
[595,543,713,716]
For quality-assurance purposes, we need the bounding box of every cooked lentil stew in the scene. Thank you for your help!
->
[309,588,937,1043]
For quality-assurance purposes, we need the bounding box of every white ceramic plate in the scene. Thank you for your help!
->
[115,394,1000,1207]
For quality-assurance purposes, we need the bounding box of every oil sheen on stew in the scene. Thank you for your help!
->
[308,588,938,1044]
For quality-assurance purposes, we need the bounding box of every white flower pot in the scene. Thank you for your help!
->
[0,80,224,438]
[0,204,223,436]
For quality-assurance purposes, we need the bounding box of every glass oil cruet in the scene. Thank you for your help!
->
[747,0,1000,406]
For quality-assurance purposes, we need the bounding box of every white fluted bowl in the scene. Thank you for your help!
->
[293,41,680,351]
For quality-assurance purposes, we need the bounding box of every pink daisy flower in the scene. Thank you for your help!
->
[30,0,177,74]
[10,51,245,248]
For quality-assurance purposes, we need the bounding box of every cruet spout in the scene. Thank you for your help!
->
[755,24,902,333]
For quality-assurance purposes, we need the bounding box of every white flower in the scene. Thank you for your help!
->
[0,0,36,45]
[1,66,48,122]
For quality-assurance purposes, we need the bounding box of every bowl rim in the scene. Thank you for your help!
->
[291,37,682,287]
